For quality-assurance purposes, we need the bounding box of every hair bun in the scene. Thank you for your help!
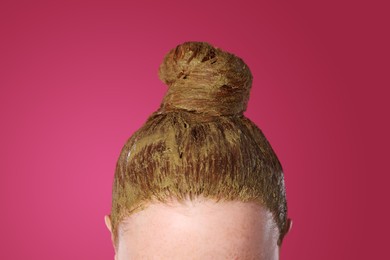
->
[158,41,253,116]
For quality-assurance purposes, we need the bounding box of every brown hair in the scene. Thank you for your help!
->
[109,41,288,247]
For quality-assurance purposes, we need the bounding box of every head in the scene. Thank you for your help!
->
[105,41,292,259]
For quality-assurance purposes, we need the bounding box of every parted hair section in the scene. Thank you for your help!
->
[109,41,288,247]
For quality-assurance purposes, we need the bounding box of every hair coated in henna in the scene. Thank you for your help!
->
[109,41,288,248]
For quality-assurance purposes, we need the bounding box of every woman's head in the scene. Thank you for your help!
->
[105,41,292,258]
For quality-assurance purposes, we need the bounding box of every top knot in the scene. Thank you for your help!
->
[158,41,253,116]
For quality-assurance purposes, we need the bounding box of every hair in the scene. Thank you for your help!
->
[109,41,288,248]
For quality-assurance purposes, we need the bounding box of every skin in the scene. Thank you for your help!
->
[105,196,292,260]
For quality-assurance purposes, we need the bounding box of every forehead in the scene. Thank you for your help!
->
[117,197,280,259]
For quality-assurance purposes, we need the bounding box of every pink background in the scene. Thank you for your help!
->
[1,0,389,259]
